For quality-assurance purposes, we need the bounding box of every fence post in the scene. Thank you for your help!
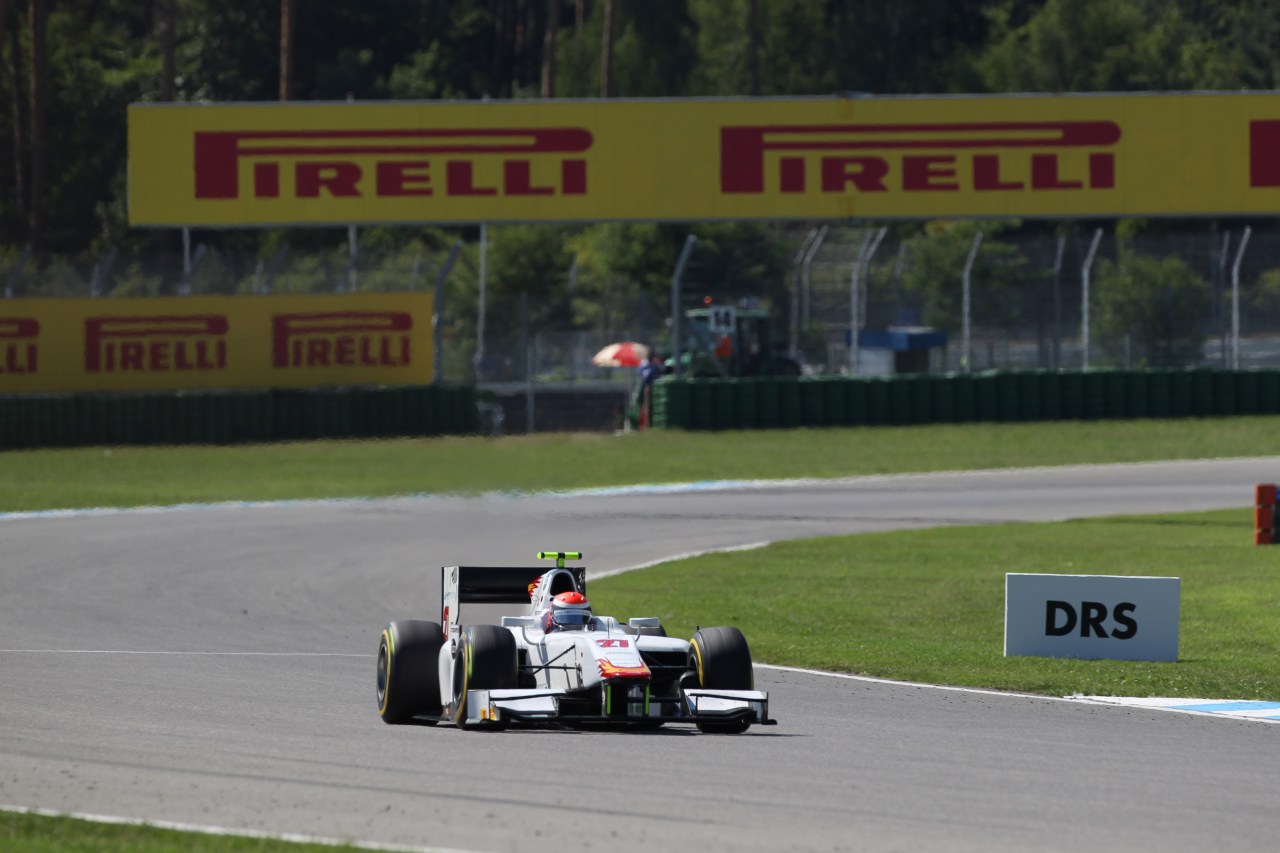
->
[860,227,888,343]
[433,241,462,385]
[1231,226,1252,371]
[521,291,534,433]
[1081,228,1104,370]
[91,246,119,297]
[5,245,31,298]
[475,224,488,381]
[178,244,202,296]
[847,229,874,375]
[1218,230,1231,366]
[1052,233,1066,369]
[802,224,827,327]
[961,230,984,373]
[790,227,819,360]
[670,233,697,380]
[343,224,358,292]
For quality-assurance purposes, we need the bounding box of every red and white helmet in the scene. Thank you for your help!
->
[542,591,592,632]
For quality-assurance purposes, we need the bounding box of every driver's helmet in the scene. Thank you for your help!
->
[542,591,592,632]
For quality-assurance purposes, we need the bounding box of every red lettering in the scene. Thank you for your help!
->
[902,155,959,191]
[194,340,216,370]
[296,162,362,197]
[781,157,806,192]
[973,154,1024,191]
[194,128,593,200]
[121,342,144,371]
[335,336,356,366]
[84,315,228,372]
[0,319,39,374]
[1,344,37,374]
[1031,154,1082,190]
[720,121,1122,196]
[562,160,588,194]
[307,338,331,367]
[504,160,554,196]
[821,157,889,192]
[376,161,433,197]
[1090,152,1115,189]
[0,317,39,339]
[254,162,280,198]
[445,161,498,196]
[271,312,414,368]
[1251,120,1280,187]
[148,341,169,370]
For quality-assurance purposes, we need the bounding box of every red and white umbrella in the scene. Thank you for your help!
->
[592,341,650,368]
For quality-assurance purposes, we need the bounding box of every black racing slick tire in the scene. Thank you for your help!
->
[450,624,518,728]
[690,626,754,734]
[377,620,444,725]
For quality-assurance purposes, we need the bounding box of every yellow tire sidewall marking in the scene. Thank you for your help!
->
[378,628,393,717]
[691,635,705,686]
[452,635,471,725]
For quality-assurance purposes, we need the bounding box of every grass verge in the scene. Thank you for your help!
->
[0,809,370,852]
[2,416,1279,511]
[592,508,1280,700]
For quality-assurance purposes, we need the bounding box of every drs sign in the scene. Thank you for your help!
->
[1004,574,1180,662]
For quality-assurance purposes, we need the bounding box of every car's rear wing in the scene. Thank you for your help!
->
[441,553,586,638]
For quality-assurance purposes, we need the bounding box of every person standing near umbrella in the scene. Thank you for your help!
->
[632,349,664,429]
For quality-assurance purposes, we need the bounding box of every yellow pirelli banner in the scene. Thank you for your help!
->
[0,293,432,394]
[128,92,1280,225]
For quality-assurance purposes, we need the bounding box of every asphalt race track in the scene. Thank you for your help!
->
[3,458,1279,852]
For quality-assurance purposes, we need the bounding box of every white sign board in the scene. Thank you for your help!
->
[707,306,736,335]
[1005,574,1180,662]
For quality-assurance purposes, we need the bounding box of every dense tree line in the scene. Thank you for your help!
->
[2,0,1278,368]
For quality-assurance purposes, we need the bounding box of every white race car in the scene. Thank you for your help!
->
[376,551,773,732]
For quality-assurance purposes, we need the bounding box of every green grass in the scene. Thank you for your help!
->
[3,416,1279,511]
[592,507,1280,700]
[0,810,368,852]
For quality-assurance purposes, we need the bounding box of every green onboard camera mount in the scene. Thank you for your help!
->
[536,551,583,568]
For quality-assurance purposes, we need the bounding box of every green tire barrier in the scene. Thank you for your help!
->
[0,385,477,449]
[649,369,1280,431]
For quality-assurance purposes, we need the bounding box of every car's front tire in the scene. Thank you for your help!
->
[377,620,443,724]
[689,626,754,734]
[450,624,518,729]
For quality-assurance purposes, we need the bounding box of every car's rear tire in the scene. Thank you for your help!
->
[377,620,443,725]
[690,626,754,734]
[450,624,518,729]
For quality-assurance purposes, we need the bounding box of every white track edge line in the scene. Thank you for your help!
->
[0,804,495,853]
[755,664,1280,723]
[592,541,772,579]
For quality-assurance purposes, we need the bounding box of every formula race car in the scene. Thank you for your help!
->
[376,551,773,732]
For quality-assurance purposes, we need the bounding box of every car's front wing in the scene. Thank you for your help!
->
[459,687,773,728]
